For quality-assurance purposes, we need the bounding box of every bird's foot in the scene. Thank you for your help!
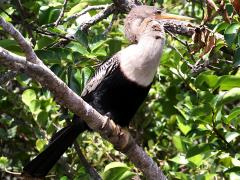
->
[101,115,130,151]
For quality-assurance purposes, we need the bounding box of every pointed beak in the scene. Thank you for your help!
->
[154,12,194,21]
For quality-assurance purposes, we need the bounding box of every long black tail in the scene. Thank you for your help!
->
[22,117,88,177]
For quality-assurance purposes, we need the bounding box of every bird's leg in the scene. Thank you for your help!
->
[100,114,130,151]
[101,112,120,137]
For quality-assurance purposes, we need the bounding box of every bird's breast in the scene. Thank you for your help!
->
[119,38,164,87]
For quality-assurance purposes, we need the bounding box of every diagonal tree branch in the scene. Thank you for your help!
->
[80,4,116,31]
[0,18,41,65]
[0,17,167,180]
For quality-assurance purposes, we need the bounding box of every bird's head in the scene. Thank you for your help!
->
[124,5,193,43]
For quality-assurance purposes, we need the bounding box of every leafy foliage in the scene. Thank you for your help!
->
[0,0,240,179]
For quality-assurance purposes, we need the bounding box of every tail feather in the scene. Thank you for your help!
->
[23,117,88,177]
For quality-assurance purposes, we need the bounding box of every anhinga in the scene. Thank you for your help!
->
[23,5,191,177]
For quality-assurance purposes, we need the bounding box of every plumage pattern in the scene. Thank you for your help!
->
[81,56,119,96]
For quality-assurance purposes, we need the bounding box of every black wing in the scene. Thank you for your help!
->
[81,55,119,97]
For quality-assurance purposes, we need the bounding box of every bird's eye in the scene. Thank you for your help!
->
[155,9,161,14]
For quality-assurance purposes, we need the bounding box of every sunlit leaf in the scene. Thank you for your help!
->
[224,23,240,46]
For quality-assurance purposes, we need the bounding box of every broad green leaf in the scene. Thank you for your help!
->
[36,139,47,152]
[172,135,186,152]
[191,103,212,117]
[229,172,240,180]
[7,126,17,138]
[232,158,240,166]
[215,76,240,90]
[36,50,60,64]
[0,39,17,48]
[214,22,228,32]
[67,42,89,55]
[0,156,8,169]
[217,88,240,106]
[60,176,68,180]
[174,172,190,180]
[233,48,240,67]
[102,162,135,180]
[225,167,240,173]
[67,2,88,16]
[22,89,37,107]
[195,173,217,180]
[176,115,191,135]
[39,6,60,25]
[224,23,240,46]
[75,30,89,48]
[36,36,55,50]
[225,132,240,143]
[90,37,107,52]
[29,100,41,114]
[188,154,203,167]
[37,111,48,128]
[169,154,188,165]
[195,72,218,89]
[226,107,240,123]
[92,47,107,57]
[186,144,212,158]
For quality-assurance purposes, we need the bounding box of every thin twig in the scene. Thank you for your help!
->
[4,168,21,176]
[165,29,196,62]
[211,110,236,155]
[168,45,193,69]
[54,0,68,26]
[103,13,118,36]
[33,26,75,41]
[73,142,102,180]
[63,5,110,23]
[14,0,36,45]
[80,4,116,31]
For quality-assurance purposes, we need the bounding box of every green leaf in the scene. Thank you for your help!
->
[176,115,191,135]
[217,88,240,106]
[39,6,60,25]
[186,144,212,158]
[7,126,17,138]
[215,76,240,90]
[233,48,240,67]
[36,139,47,152]
[102,162,135,180]
[67,42,89,55]
[169,154,188,165]
[195,173,217,180]
[229,172,240,180]
[225,132,240,143]
[67,2,88,16]
[226,107,240,124]
[36,36,55,50]
[188,154,203,167]
[75,30,89,48]
[172,135,186,152]
[29,100,41,114]
[225,167,240,173]
[0,156,8,169]
[22,89,37,106]
[36,50,58,64]
[37,111,48,128]
[213,22,228,32]
[224,23,240,46]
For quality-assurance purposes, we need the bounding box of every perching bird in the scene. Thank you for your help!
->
[23,5,191,177]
